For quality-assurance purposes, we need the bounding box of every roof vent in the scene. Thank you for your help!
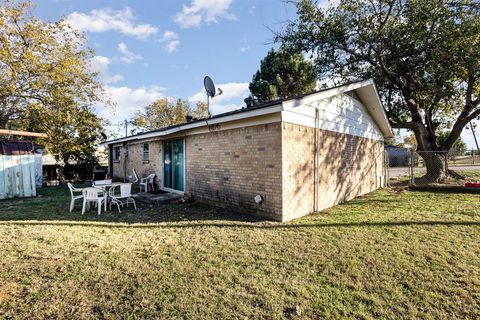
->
[186,115,193,123]
[244,96,257,108]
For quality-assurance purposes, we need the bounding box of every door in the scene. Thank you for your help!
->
[163,139,184,191]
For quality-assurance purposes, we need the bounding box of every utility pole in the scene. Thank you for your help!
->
[469,121,480,155]
[124,119,128,183]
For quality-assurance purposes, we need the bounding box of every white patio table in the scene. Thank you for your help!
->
[92,180,127,211]
[92,179,113,187]
[92,180,116,211]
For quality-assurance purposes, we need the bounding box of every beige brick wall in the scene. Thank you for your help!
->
[109,121,384,222]
[281,122,384,221]
[111,140,163,187]
[185,122,283,220]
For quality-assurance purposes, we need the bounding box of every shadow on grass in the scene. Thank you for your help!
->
[0,201,266,224]
[0,220,478,230]
[0,185,266,224]
[1,185,479,228]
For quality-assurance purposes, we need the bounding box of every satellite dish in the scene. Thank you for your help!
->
[203,76,223,118]
[204,76,216,98]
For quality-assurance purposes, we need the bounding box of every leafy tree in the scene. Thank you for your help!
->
[402,133,418,150]
[132,98,209,131]
[279,0,480,183]
[249,48,317,102]
[437,132,467,156]
[19,103,104,174]
[0,0,107,172]
[401,132,466,155]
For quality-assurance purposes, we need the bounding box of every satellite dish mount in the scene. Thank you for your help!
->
[204,76,222,118]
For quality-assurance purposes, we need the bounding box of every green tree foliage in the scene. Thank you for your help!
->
[437,132,467,156]
[249,48,317,102]
[132,98,209,131]
[279,0,480,183]
[401,132,467,155]
[0,0,107,170]
[402,133,418,150]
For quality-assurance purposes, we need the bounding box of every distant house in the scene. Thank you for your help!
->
[41,150,108,183]
[103,79,393,221]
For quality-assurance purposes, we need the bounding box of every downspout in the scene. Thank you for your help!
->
[108,144,113,177]
[314,108,319,212]
[123,142,127,182]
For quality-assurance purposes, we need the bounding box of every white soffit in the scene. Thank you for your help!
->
[354,84,393,138]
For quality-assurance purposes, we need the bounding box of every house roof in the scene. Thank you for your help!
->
[103,79,393,145]
[0,140,34,155]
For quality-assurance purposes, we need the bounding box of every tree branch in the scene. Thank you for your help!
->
[390,120,421,131]
[442,107,480,150]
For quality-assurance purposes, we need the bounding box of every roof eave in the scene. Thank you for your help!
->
[102,79,393,145]
[281,78,393,139]
[354,81,394,139]
[102,103,284,146]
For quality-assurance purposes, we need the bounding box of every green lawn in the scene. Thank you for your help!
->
[459,170,480,181]
[0,186,479,319]
[389,169,480,185]
[450,155,480,165]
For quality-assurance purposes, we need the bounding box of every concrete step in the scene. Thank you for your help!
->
[134,191,183,205]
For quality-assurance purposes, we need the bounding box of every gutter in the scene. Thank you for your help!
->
[102,104,284,146]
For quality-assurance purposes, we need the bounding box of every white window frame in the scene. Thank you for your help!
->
[143,143,150,162]
[114,146,121,162]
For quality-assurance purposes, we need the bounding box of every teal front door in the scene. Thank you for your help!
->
[163,139,184,191]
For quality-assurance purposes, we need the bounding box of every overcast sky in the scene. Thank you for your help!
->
[32,0,479,148]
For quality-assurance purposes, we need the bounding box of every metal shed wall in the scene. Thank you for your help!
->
[0,141,36,199]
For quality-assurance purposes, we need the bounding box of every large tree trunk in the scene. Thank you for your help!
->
[415,152,447,185]
[411,126,449,185]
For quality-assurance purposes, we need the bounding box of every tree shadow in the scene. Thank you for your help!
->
[0,186,267,224]
[1,184,478,232]
[0,219,478,230]
[284,112,384,218]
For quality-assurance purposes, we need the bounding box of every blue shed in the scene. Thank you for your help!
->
[0,140,37,199]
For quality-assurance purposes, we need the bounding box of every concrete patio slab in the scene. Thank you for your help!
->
[134,191,183,206]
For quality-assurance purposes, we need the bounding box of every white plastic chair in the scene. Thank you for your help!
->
[140,173,155,192]
[67,183,83,213]
[81,187,106,215]
[108,183,136,213]
[128,169,139,184]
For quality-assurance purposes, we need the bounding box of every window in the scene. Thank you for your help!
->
[143,143,149,162]
[113,146,120,162]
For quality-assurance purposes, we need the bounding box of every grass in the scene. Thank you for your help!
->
[449,155,480,165]
[458,170,480,181]
[389,169,480,185]
[0,186,479,319]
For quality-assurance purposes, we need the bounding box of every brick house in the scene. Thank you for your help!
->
[104,79,393,221]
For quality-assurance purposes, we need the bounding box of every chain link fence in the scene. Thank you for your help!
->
[385,147,480,186]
